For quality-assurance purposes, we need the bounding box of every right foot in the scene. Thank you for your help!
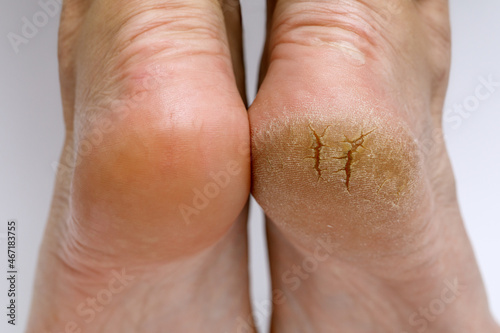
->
[250,0,500,332]
[27,0,254,332]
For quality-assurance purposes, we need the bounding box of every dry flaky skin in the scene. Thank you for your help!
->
[252,109,430,255]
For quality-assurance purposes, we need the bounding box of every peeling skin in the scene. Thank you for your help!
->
[307,125,376,192]
[376,178,390,194]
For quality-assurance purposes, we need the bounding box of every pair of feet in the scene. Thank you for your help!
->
[27,0,499,332]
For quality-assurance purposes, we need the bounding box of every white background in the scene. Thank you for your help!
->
[0,0,499,332]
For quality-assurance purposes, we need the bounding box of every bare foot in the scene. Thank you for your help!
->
[27,0,254,331]
[250,0,500,331]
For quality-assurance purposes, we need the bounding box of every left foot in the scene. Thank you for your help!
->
[26,0,254,332]
[250,0,500,332]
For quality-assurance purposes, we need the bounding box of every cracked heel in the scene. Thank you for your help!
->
[251,111,431,255]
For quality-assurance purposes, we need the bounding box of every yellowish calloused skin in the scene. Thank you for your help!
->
[250,102,435,262]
